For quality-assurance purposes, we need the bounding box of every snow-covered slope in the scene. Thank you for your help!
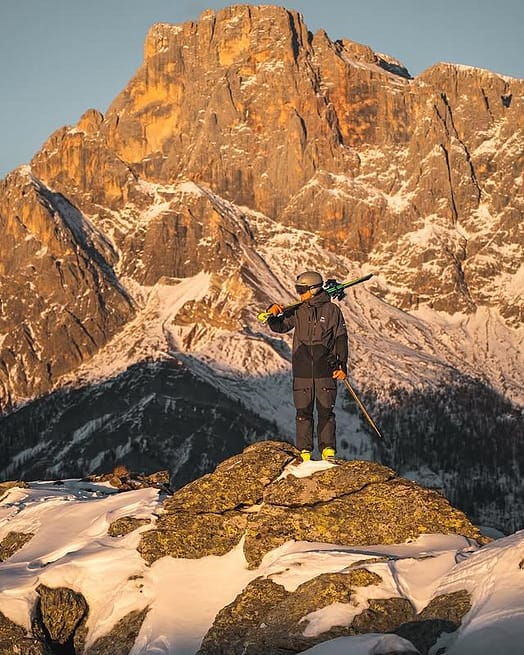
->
[48,179,521,408]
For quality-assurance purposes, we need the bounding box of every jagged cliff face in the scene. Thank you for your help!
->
[0,170,134,407]
[27,4,523,318]
[0,4,522,525]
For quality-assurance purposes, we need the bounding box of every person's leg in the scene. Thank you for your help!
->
[315,377,337,453]
[293,377,314,452]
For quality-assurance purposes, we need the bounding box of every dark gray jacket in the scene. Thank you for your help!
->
[268,290,348,378]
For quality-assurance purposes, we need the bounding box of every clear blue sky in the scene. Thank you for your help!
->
[1,0,522,179]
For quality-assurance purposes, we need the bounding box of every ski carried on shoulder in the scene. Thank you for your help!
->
[257,273,374,323]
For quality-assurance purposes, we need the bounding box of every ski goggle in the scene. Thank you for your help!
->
[295,283,322,295]
[295,284,311,294]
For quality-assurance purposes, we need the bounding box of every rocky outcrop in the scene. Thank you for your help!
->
[32,584,89,654]
[0,610,44,655]
[21,584,148,655]
[138,440,298,564]
[108,516,151,537]
[0,442,516,654]
[0,481,30,494]
[84,466,171,492]
[138,441,487,568]
[84,608,149,655]
[198,568,472,654]
[198,569,394,655]
[0,531,34,561]
[245,462,486,568]
[394,590,472,655]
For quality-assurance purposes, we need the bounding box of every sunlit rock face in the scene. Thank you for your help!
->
[23,4,524,319]
[0,168,134,410]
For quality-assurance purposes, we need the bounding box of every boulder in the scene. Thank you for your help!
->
[0,531,34,561]
[84,607,149,655]
[198,578,290,655]
[33,584,88,653]
[394,590,472,655]
[244,459,487,568]
[199,565,472,654]
[163,440,299,513]
[137,443,487,568]
[138,510,248,564]
[198,568,415,654]
[138,441,298,564]
[107,517,151,537]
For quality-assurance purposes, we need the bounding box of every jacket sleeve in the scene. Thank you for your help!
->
[267,312,295,333]
[333,308,348,373]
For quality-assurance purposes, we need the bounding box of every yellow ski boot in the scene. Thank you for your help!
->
[300,450,312,462]
[321,447,336,461]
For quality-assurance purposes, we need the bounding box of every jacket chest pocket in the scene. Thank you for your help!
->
[311,320,332,344]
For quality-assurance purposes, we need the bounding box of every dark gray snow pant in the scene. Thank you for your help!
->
[293,376,337,452]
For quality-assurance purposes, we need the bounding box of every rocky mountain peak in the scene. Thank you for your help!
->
[20,3,519,326]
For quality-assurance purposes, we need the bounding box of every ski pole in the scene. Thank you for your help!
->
[257,273,373,323]
[341,378,384,440]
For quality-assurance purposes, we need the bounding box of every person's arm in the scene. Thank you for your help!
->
[266,304,296,333]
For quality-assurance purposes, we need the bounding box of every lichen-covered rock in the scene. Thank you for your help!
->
[244,462,487,568]
[263,460,396,505]
[198,568,413,654]
[394,590,472,655]
[137,510,248,564]
[0,531,34,561]
[163,440,299,513]
[350,597,417,634]
[198,578,290,655]
[108,517,151,537]
[84,607,149,655]
[137,444,486,568]
[0,610,44,655]
[138,441,298,564]
[198,556,471,655]
[263,570,385,640]
[33,584,88,652]
[418,589,471,624]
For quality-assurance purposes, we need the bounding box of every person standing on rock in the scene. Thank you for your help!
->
[266,271,348,462]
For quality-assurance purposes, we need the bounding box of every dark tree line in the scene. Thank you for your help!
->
[366,376,523,533]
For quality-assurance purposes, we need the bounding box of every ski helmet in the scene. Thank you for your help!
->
[295,271,323,295]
